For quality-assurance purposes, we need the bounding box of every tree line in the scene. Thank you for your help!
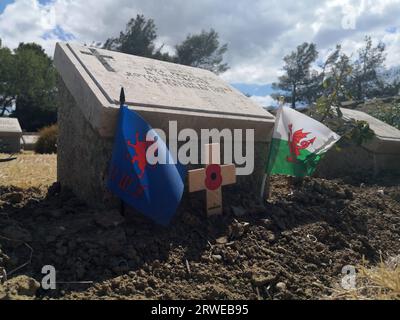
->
[273,36,400,109]
[1,13,399,132]
[0,14,228,131]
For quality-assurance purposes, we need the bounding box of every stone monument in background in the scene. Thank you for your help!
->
[0,117,22,153]
[317,107,400,178]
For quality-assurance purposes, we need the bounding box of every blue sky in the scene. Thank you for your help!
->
[0,0,52,13]
[0,0,399,107]
[0,0,14,13]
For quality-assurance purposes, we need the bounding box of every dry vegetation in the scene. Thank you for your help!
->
[0,152,56,189]
[0,153,399,300]
[331,256,400,300]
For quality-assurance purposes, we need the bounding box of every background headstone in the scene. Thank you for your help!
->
[21,133,40,151]
[0,117,22,153]
[316,107,400,178]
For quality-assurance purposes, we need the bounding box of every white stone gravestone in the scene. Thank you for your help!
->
[54,43,275,208]
[21,133,40,151]
[0,117,22,153]
[317,107,400,177]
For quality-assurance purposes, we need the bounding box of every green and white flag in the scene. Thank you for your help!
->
[266,106,340,177]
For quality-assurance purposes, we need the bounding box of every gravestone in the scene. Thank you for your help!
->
[316,107,400,177]
[0,117,22,153]
[21,133,40,151]
[54,43,275,210]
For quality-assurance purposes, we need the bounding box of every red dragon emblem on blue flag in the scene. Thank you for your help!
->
[107,105,186,226]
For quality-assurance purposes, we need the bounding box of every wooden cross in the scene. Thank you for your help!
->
[80,48,115,72]
[188,143,236,216]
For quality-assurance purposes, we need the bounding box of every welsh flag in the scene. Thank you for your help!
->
[266,106,340,177]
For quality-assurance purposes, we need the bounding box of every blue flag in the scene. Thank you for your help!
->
[107,105,186,225]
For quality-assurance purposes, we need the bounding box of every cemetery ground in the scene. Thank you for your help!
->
[0,152,399,300]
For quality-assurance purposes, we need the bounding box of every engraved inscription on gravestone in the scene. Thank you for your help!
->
[80,48,115,72]
[64,43,271,120]
[125,66,231,93]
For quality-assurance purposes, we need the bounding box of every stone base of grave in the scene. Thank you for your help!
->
[315,145,400,178]
[0,136,21,153]
[58,79,271,213]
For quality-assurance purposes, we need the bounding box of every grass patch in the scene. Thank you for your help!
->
[0,152,56,189]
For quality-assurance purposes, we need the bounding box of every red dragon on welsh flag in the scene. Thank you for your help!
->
[286,123,316,162]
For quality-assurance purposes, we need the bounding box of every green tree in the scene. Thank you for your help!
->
[175,29,229,74]
[103,16,229,73]
[0,42,58,131]
[0,39,16,116]
[103,14,171,60]
[310,46,375,147]
[374,67,400,97]
[272,42,318,108]
[348,36,386,100]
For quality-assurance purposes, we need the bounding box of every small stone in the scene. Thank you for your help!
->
[212,255,223,261]
[276,282,287,292]
[261,218,273,228]
[266,232,276,243]
[251,274,276,287]
[377,189,385,196]
[215,236,228,245]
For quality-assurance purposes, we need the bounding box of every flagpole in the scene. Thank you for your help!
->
[260,97,284,202]
[260,173,268,200]
[120,87,125,107]
[119,87,126,216]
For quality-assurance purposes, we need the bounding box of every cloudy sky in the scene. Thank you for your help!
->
[0,0,399,105]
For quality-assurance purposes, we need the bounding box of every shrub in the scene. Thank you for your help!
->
[34,124,58,154]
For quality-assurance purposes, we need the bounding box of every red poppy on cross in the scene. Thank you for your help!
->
[188,143,236,216]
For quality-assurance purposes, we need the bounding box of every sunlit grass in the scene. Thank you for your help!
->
[0,152,56,189]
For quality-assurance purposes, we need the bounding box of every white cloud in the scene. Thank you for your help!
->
[0,0,399,83]
[0,0,57,53]
[250,95,276,108]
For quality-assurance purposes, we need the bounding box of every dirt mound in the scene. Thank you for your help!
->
[0,275,40,300]
[0,176,399,300]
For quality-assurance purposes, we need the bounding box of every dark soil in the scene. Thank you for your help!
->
[0,175,399,300]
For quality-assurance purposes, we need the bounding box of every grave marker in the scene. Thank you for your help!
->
[54,43,275,208]
[317,107,400,177]
[188,144,236,215]
[0,117,22,153]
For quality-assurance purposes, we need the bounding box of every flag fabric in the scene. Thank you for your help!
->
[266,106,340,177]
[107,105,186,226]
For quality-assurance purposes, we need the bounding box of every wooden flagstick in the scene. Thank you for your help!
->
[188,143,236,216]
